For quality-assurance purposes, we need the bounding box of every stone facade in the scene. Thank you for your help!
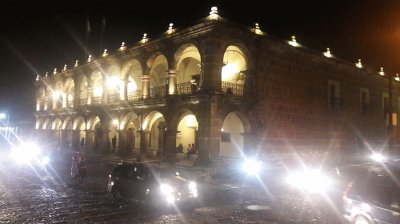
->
[34,15,400,165]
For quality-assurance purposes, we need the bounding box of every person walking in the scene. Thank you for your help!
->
[71,153,80,185]
[79,137,85,151]
[111,135,117,153]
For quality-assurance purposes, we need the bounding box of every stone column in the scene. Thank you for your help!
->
[199,40,222,92]
[164,128,177,162]
[87,87,93,105]
[139,130,150,154]
[142,75,150,99]
[157,122,166,158]
[85,130,94,150]
[120,80,127,101]
[60,130,68,149]
[62,93,67,108]
[118,130,127,155]
[167,69,177,95]
[72,130,80,150]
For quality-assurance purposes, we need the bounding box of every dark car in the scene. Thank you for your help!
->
[342,165,400,224]
[107,161,198,207]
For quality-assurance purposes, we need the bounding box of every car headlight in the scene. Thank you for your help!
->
[40,156,50,166]
[287,169,331,193]
[188,181,198,197]
[10,142,41,165]
[242,159,262,176]
[160,183,173,195]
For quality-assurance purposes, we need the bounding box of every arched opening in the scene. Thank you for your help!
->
[53,81,63,109]
[148,54,168,98]
[62,117,73,149]
[123,59,142,101]
[175,45,201,95]
[91,71,103,104]
[220,112,248,158]
[221,45,247,96]
[143,111,166,156]
[73,117,86,150]
[79,77,88,105]
[52,118,63,147]
[88,116,101,150]
[65,78,75,108]
[108,116,120,153]
[121,112,141,153]
[106,64,122,103]
[177,113,198,156]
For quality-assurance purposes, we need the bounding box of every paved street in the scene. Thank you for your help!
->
[0,150,347,223]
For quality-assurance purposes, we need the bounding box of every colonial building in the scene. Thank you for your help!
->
[34,7,400,165]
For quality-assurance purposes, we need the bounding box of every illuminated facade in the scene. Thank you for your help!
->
[35,9,400,165]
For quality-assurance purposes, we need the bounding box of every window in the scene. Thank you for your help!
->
[328,80,340,110]
[360,88,369,114]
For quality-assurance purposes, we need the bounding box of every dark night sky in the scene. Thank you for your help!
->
[0,0,400,123]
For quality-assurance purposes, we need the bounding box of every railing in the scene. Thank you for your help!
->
[80,98,87,105]
[222,81,243,96]
[176,82,195,95]
[108,93,119,104]
[127,90,142,101]
[92,97,102,104]
[150,86,166,98]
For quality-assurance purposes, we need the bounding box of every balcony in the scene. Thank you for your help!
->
[108,93,119,104]
[222,81,243,96]
[177,82,196,95]
[127,90,141,102]
[150,86,166,98]
[92,97,102,104]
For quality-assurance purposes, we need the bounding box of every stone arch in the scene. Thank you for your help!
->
[52,118,62,130]
[221,45,248,84]
[43,118,52,130]
[64,78,75,108]
[122,59,143,100]
[90,71,103,104]
[53,81,63,109]
[105,64,123,99]
[174,44,202,88]
[220,111,251,158]
[143,111,166,154]
[148,53,168,88]
[170,109,199,154]
[73,116,86,143]
[35,118,43,130]
[121,112,141,150]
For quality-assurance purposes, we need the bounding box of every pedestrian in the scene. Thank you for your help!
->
[80,137,85,151]
[71,153,80,185]
[112,135,117,153]
[187,143,197,158]
[186,144,192,158]
[176,143,183,153]
[77,152,86,184]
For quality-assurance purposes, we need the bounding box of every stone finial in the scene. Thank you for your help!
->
[395,74,400,81]
[102,49,108,57]
[119,42,126,51]
[289,35,299,47]
[323,48,332,58]
[63,64,67,71]
[36,74,40,81]
[142,33,148,43]
[254,23,262,35]
[379,67,385,76]
[167,23,174,34]
[74,60,79,67]
[209,6,219,20]
[356,59,362,68]
[87,55,92,62]
[45,72,48,77]
[53,68,57,75]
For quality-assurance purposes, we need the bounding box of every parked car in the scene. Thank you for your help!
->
[342,165,400,224]
[108,161,198,207]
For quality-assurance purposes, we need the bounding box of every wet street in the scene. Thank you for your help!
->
[0,150,347,223]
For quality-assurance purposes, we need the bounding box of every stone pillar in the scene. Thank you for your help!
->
[139,130,150,154]
[72,130,80,150]
[60,130,69,149]
[87,87,93,105]
[157,122,166,158]
[85,130,94,150]
[62,92,67,108]
[200,40,222,92]
[164,128,177,162]
[118,130,127,155]
[243,132,255,156]
[167,69,177,95]
[142,75,150,99]
[196,98,221,165]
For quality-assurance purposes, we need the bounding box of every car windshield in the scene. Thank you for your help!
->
[149,166,178,179]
